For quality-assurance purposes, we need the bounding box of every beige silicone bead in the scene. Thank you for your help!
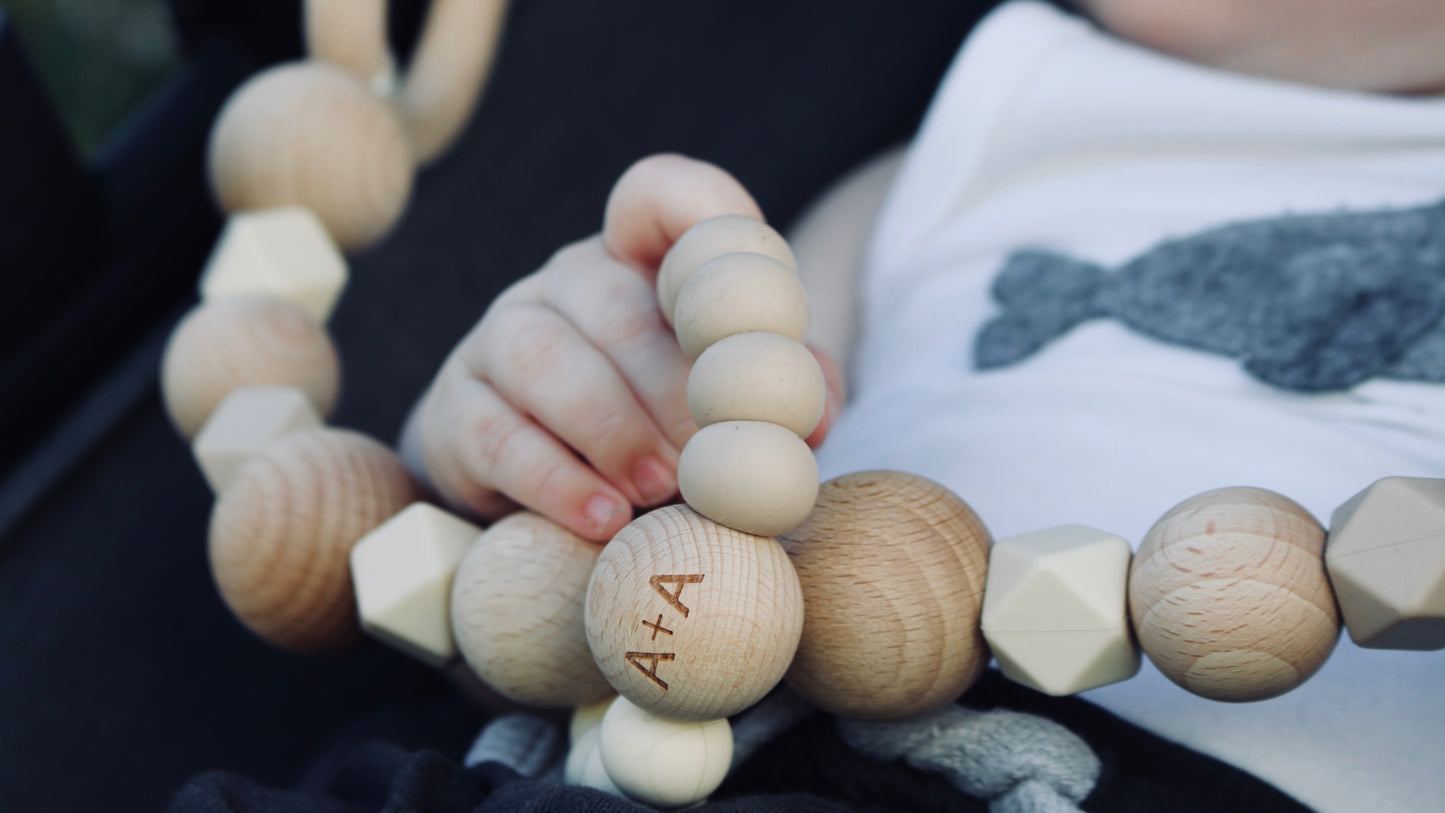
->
[1130,487,1340,702]
[677,421,819,538]
[350,503,480,666]
[192,386,323,493]
[451,512,614,708]
[564,726,624,796]
[598,695,732,808]
[657,214,796,326]
[781,471,992,720]
[161,295,340,439]
[199,208,349,323]
[1327,477,1445,649]
[672,253,808,361]
[981,525,1140,696]
[209,428,420,651]
[585,505,804,721]
[208,61,413,252]
[687,332,826,439]
[570,695,618,745]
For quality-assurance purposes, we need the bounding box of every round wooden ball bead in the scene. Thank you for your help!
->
[1129,486,1340,702]
[672,253,808,361]
[585,505,804,721]
[781,471,992,721]
[598,695,732,808]
[688,332,826,439]
[677,421,819,538]
[450,512,615,708]
[208,61,413,252]
[161,295,340,439]
[657,214,796,326]
[209,428,420,651]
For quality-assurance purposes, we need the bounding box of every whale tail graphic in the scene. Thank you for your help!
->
[975,249,1107,370]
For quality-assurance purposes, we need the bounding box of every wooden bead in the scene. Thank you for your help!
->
[981,525,1140,696]
[351,503,479,666]
[672,252,808,361]
[780,471,991,720]
[199,207,349,323]
[585,505,803,721]
[687,332,826,439]
[598,695,732,808]
[209,428,420,651]
[207,61,413,252]
[657,214,796,326]
[191,386,323,493]
[451,512,614,708]
[1129,486,1340,702]
[161,295,340,439]
[677,421,819,538]
[1326,477,1445,649]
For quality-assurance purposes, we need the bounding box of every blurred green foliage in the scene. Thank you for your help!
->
[6,0,178,156]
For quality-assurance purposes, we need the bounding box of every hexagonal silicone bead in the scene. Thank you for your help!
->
[192,386,322,493]
[351,503,481,665]
[199,207,349,323]
[1327,477,1445,650]
[981,524,1140,695]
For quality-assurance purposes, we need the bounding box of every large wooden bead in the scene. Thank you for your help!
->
[209,428,420,651]
[161,295,340,439]
[672,252,808,361]
[657,214,796,326]
[451,512,614,708]
[208,61,413,252]
[687,332,826,439]
[780,471,991,720]
[677,421,819,538]
[585,505,804,721]
[1129,486,1340,702]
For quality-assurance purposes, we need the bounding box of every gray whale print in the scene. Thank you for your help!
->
[975,198,1445,391]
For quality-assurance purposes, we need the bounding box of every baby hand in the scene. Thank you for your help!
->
[402,154,841,541]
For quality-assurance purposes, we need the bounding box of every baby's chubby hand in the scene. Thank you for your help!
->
[401,154,842,542]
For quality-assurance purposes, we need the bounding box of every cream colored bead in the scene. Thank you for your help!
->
[657,214,796,326]
[192,386,323,493]
[570,695,618,745]
[350,502,480,666]
[598,695,732,808]
[586,505,803,721]
[672,253,808,361]
[677,421,819,538]
[781,471,992,720]
[161,295,340,439]
[687,332,826,439]
[199,208,349,323]
[451,512,614,708]
[207,61,413,252]
[981,525,1140,696]
[564,726,624,796]
[1327,477,1445,650]
[1130,487,1339,702]
[209,428,420,652]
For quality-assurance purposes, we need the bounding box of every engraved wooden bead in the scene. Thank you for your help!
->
[161,295,340,439]
[585,505,804,721]
[209,428,420,651]
[451,512,614,708]
[1129,486,1340,702]
[657,214,796,326]
[780,471,992,720]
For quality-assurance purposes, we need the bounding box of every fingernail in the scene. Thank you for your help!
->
[583,493,626,534]
[631,455,676,504]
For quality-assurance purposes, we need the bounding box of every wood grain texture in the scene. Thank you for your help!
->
[207,61,413,252]
[1129,486,1340,702]
[209,428,420,652]
[780,470,992,720]
[450,512,614,708]
[586,505,803,721]
[161,295,340,439]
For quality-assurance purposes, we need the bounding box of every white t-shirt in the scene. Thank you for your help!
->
[817,3,1445,811]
